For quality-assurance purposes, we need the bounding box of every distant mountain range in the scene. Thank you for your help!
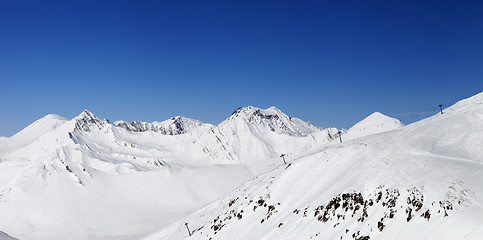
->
[7,100,475,240]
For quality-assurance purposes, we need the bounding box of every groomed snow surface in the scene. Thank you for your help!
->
[0,94,482,239]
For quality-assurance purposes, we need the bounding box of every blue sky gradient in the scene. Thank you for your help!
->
[1,0,482,136]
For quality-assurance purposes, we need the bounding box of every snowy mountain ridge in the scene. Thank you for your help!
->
[114,116,210,135]
[144,93,483,240]
[0,105,412,239]
[223,106,322,137]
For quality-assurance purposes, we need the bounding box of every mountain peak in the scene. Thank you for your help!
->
[354,112,401,127]
[156,115,206,135]
[169,115,192,122]
[230,106,256,117]
[74,110,99,121]
[74,110,104,132]
[228,106,286,120]
[367,111,384,117]
[223,106,321,136]
[266,106,280,111]
[346,112,403,140]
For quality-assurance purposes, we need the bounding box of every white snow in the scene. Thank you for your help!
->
[144,93,483,240]
[344,111,404,141]
[0,231,18,240]
[0,106,332,239]
[1,95,482,240]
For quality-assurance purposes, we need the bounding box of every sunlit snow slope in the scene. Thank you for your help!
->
[145,93,483,240]
[0,106,343,239]
[344,112,404,141]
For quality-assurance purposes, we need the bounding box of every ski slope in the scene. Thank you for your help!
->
[1,95,478,240]
[145,93,483,240]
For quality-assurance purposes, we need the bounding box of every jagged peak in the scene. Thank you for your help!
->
[170,115,186,121]
[114,115,207,135]
[166,115,201,124]
[230,106,256,116]
[223,105,322,136]
[73,110,104,132]
[74,109,99,121]
[228,106,288,121]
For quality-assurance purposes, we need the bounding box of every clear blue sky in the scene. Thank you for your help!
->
[1,0,482,137]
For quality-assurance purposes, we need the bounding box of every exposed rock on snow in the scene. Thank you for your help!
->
[0,105,335,239]
[2,94,483,240]
[144,93,483,240]
[224,106,321,136]
[74,110,106,132]
[114,116,209,135]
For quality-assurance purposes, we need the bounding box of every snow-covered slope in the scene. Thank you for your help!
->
[0,114,68,156]
[0,231,18,240]
[114,116,210,135]
[344,112,404,141]
[217,106,337,162]
[145,93,483,240]
[0,106,335,239]
[223,106,322,136]
[2,95,480,240]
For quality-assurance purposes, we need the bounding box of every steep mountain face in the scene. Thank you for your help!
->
[145,93,483,240]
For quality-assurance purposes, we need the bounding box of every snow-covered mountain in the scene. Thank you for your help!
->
[114,116,209,135]
[217,106,338,163]
[223,106,322,136]
[0,106,335,173]
[145,93,483,240]
[2,95,481,240]
[344,112,404,141]
[0,106,339,239]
